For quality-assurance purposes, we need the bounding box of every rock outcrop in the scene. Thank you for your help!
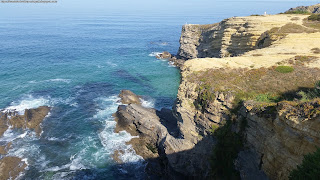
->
[115,5,320,180]
[236,100,320,180]
[114,91,215,179]
[0,106,50,136]
[156,51,172,59]
[177,14,313,59]
[0,156,27,180]
[119,90,141,105]
[0,106,50,179]
[285,3,320,14]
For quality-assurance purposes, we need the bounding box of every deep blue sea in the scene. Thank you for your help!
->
[0,1,316,179]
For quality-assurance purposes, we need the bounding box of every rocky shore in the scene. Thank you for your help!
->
[113,4,320,180]
[0,106,50,179]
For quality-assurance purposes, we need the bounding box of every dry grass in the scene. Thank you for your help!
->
[303,19,320,31]
[276,23,317,33]
[188,65,320,103]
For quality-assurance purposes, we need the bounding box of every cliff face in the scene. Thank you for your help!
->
[237,101,320,179]
[114,11,320,180]
[177,14,312,59]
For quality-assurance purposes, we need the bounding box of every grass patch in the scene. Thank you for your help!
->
[188,66,320,104]
[210,124,219,134]
[303,17,320,30]
[146,143,157,154]
[308,14,320,21]
[284,10,311,14]
[275,66,294,73]
[289,148,320,180]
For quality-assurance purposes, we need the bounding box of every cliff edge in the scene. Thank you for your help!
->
[114,7,320,180]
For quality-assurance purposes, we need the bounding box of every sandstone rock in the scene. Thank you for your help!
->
[0,106,50,137]
[156,51,172,59]
[237,100,320,180]
[177,15,312,60]
[119,90,141,105]
[0,142,12,155]
[0,156,27,180]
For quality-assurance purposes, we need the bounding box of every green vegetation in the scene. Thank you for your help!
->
[210,120,244,179]
[195,83,215,111]
[284,10,311,14]
[308,14,320,21]
[289,148,320,180]
[146,143,157,154]
[275,66,294,73]
[210,124,219,134]
[189,65,320,107]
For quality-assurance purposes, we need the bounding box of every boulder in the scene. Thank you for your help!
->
[156,51,172,59]
[119,90,141,105]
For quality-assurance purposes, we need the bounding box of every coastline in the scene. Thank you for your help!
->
[113,4,320,179]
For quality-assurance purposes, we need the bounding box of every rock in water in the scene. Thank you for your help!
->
[0,157,27,180]
[119,90,141,105]
[156,51,172,59]
[2,106,51,136]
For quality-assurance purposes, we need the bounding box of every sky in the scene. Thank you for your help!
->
[0,0,319,17]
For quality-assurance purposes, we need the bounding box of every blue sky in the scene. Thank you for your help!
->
[0,0,318,17]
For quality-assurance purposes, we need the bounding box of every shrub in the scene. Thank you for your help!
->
[284,10,311,14]
[210,120,243,179]
[195,83,215,111]
[311,48,320,54]
[289,148,320,180]
[275,66,294,73]
[308,14,320,21]
[255,93,280,103]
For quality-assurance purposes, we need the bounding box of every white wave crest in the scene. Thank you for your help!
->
[148,52,161,57]
[5,95,50,115]
[140,98,155,108]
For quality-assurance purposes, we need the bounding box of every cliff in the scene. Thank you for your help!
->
[114,8,320,180]
[285,3,320,14]
[177,14,317,59]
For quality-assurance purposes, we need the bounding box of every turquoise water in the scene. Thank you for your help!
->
[0,1,316,179]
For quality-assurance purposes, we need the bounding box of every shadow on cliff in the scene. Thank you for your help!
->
[69,135,215,180]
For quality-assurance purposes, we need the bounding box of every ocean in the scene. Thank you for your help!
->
[0,1,316,179]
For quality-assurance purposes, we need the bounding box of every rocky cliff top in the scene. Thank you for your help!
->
[285,3,320,14]
[177,14,319,60]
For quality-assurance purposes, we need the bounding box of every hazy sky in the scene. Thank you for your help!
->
[0,0,318,17]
